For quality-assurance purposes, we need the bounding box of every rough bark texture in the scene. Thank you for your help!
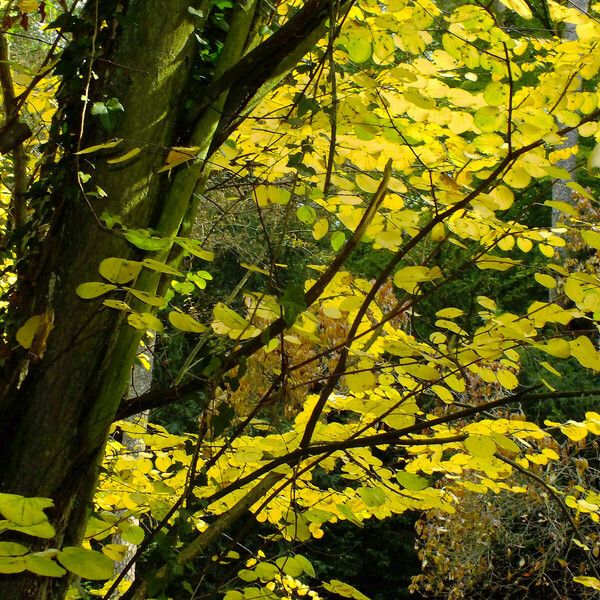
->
[0,2,199,597]
[551,0,589,225]
[0,1,340,597]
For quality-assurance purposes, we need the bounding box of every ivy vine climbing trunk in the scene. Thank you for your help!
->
[0,1,345,598]
[0,2,202,598]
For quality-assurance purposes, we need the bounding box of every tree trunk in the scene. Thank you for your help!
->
[0,2,201,597]
[0,1,341,596]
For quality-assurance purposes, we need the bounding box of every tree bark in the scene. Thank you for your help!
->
[0,1,344,597]
[0,2,201,597]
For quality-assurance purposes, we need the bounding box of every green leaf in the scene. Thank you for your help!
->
[124,288,166,308]
[0,556,26,574]
[358,486,387,507]
[1,519,56,539]
[275,556,303,578]
[119,524,144,545]
[294,554,316,577]
[280,283,307,327]
[0,493,53,526]
[76,282,118,299]
[174,238,214,261]
[124,229,170,252]
[336,504,363,527]
[323,580,370,600]
[127,312,164,333]
[237,568,257,582]
[168,311,207,333]
[396,471,429,491]
[90,102,108,116]
[331,231,346,251]
[212,403,235,437]
[254,561,279,580]
[344,36,372,63]
[26,554,66,577]
[297,205,317,224]
[57,547,114,580]
[141,258,182,276]
[0,542,28,556]
[303,508,334,524]
[99,258,142,284]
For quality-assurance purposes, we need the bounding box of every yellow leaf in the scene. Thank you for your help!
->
[101,544,127,562]
[431,385,454,404]
[345,371,377,393]
[16,315,43,350]
[99,258,142,284]
[168,311,207,333]
[544,200,578,217]
[475,254,520,271]
[313,218,329,240]
[102,300,131,312]
[491,433,520,453]
[560,422,587,442]
[534,273,556,289]
[17,0,39,11]
[573,576,600,591]
[393,265,441,293]
[464,434,497,458]
[76,282,117,299]
[124,288,166,308]
[581,229,600,250]
[138,258,180,277]
[570,336,600,370]
[156,146,200,173]
[430,222,446,242]
[355,173,380,193]
[106,147,142,164]
[497,370,518,390]
[540,361,561,377]
[497,0,532,19]
[254,185,290,207]
[75,139,122,155]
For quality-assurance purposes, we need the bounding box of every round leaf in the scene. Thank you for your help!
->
[99,258,142,284]
[0,493,53,526]
[0,557,26,574]
[464,435,497,458]
[119,523,144,545]
[76,282,117,300]
[168,311,207,333]
[0,542,28,556]
[26,555,66,577]
[16,316,43,350]
[396,471,429,491]
[57,546,114,580]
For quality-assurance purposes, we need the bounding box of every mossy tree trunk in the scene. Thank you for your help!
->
[0,1,342,598]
